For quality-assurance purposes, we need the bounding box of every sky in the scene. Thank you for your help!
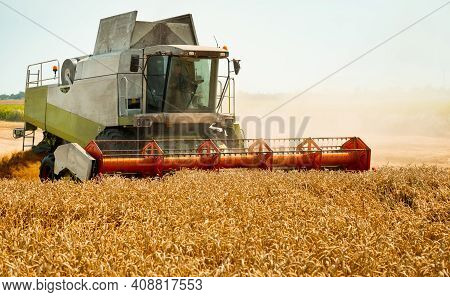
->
[0,0,450,94]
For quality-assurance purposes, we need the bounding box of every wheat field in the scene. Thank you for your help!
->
[0,157,448,276]
[0,103,23,122]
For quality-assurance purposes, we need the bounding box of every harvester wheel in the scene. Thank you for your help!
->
[96,128,136,140]
[58,169,78,181]
[96,128,137,152]
[39,154,57,182]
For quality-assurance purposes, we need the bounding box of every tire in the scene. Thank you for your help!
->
[58,168,78,182]
[96,128,137,153]
[96,128,128,140]
[39,154,57,182]
[32,132,63,154]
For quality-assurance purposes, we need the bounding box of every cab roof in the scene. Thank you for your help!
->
[144,45,229,58]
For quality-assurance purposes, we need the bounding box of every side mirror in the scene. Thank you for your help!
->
[233,59,241,75]
[130,55,140,72]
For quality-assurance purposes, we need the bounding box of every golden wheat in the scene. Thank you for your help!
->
[0,167,448,276]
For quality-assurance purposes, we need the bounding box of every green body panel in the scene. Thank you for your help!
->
[25,122,37,131]
[118,115,134,126]
[232,122,244,148]
[24,86,48,129]
[46,104,104,147]
[233,123,243,139]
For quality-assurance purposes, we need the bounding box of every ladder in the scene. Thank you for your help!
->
[22,124,36,151]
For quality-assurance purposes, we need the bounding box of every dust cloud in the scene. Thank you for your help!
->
[235,87,450,167]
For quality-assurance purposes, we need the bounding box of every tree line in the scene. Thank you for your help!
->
[0,92,25,100]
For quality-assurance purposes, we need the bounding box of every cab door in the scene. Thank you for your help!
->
[145,55,169,113]
[118,54,144,118]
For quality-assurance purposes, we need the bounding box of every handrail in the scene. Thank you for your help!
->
[120,76,129,101]
[216,58,235,115]
[119,76,129,116]
[217,75,235,115]
[26,59,60,88]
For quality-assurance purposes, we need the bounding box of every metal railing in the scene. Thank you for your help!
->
[26,59,60,88]
[217,76,235,115]
[92,137,361,157]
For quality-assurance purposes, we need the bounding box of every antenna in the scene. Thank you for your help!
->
[213,35,219,48]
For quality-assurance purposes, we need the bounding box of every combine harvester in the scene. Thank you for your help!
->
[15,12,371,181]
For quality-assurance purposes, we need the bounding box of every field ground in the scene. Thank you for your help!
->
[0,99,24,105]
[0,168,448,276]
[0,100,42,156]
[0,121,43,155]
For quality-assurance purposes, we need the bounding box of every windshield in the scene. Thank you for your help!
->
[163,57,218,113]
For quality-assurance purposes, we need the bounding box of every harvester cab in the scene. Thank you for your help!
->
[20,11,370,181]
